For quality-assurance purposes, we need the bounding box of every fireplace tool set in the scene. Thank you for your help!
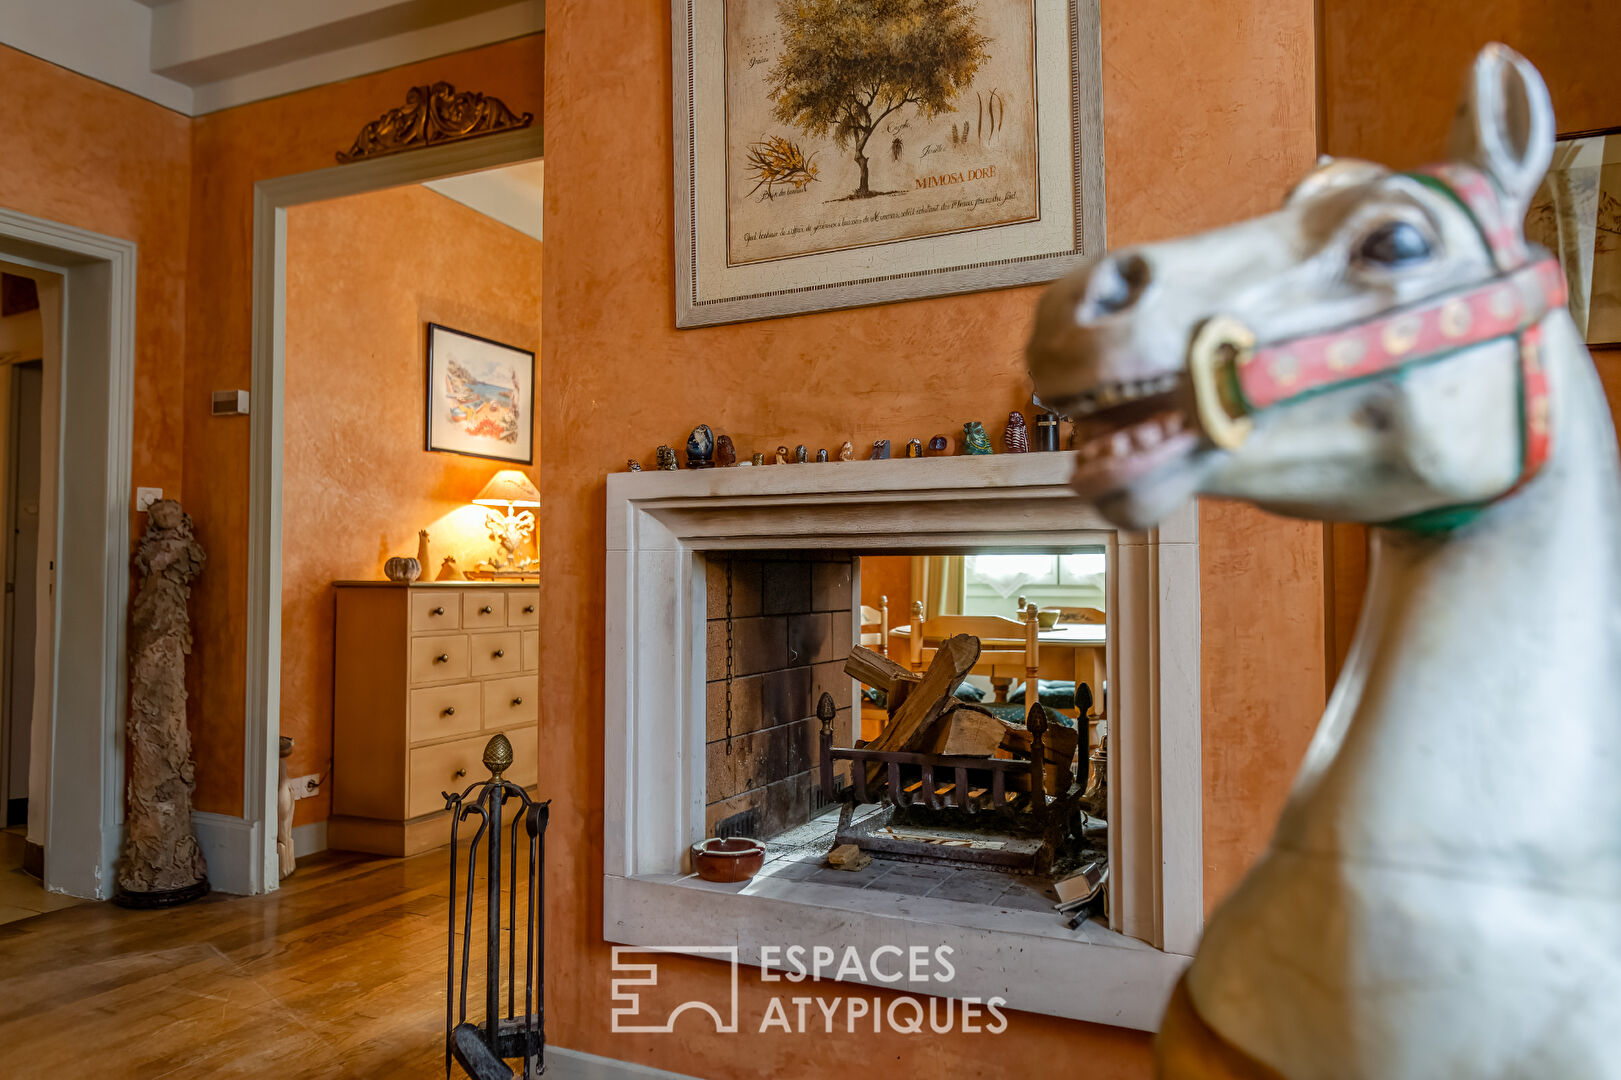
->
[443,733,549,1079]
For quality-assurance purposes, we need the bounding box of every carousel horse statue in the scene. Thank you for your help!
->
[1027,44,1621,1079]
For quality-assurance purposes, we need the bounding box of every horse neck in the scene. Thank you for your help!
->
[1276,316,1621,879]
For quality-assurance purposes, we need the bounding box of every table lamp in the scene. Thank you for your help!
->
[473,469,540,568]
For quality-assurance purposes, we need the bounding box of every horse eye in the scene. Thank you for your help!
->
[1357,221,1432,267]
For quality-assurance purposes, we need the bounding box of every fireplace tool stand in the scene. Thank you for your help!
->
[444,733,550,1080]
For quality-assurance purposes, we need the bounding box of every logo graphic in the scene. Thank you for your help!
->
[610,946,740,1033]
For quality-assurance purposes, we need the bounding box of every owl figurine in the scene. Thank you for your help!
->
[656,445,678,470]
[1004,411,1030,454]
[963,421,993,455]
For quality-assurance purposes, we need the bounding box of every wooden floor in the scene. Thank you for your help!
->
[0,847,493,1079]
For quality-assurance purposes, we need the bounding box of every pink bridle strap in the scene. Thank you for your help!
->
[1231,163,1565,507]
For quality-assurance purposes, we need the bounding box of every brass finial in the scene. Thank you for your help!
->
[817,691,836,733]
[483,733,514,778]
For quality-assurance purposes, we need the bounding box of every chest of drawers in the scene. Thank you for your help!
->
[329,582,540,856]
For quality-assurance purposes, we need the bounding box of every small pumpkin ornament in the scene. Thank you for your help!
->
[384,556,421,583]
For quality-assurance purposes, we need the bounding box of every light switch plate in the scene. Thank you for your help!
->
[135,487,162,512]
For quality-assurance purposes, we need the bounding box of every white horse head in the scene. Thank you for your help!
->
[1028,44,1558,532]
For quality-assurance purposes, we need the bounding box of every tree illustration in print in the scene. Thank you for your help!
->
[766,0,991,200]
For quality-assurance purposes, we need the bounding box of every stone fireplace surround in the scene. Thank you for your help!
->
[605,454,1200,1031]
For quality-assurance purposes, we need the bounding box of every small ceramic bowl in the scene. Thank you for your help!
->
[1037,608,1061,629]
[690,837,766,883]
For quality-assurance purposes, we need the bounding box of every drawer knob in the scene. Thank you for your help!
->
[431,606,445,616]
[454,767,467,779]
[480,605,493,615]
[435,653,450,664]
[493,649,506,658]
[524,605,536,614]
[512,697,524,707]
[442,706,456,717]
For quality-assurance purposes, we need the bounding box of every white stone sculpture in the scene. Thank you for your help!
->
[1027,44,1613,1079]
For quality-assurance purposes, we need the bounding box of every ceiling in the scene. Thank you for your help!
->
[422,160,544,242]
[0,0,544,115]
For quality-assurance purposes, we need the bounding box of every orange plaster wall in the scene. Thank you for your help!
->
[0,46,190,555]
[1318,0,1621,682]
[281,184,541,826]
[540,0,1319,1070]
[184,35,545,815]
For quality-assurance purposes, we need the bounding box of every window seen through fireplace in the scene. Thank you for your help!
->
[703,548,1111,927]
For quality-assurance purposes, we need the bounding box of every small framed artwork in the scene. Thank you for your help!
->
[672,0,1104,327]
[425,323,535,463]
[1526,126,1621,348]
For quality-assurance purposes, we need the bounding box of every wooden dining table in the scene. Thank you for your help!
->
[888,622,1106,719]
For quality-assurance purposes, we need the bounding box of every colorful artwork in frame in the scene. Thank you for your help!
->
[1526,126,1621,348]
[425,323,534,464]
[672,0,1104,327]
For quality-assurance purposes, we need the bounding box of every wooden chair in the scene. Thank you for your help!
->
[907,600,1039,707]
[859,595,890,656]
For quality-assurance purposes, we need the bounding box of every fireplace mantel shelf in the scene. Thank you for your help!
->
[604,447,1202,1032]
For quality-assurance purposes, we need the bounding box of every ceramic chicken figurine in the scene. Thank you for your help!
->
[1004,411,1030,453]
[962,421,993,454]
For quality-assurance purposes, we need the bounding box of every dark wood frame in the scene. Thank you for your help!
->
[424,322,535,464]
[1540,124,1621,348]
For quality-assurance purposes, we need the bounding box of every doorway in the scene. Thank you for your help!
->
[243,127,544,891]
[0,212,139,903]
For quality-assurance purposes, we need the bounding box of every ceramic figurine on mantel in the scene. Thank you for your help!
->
[927,434,951,456]
[751,452,766,467]
[685,424,715,468]
[815,448,829,462]
[794,445,808,463]
[962,421,993,454]
[774,446,790,464]
[627,460,642,472]
[117,499,209,907]
[1004,411,1030,453]
[417,529,430,570]
[656,445,678,470]
[715,435,737,467]
[838,441,854,461]
[870,440,891,460]
[906,438,922,458]
[1028,45,1608,1079]
[1034,410,1060,451]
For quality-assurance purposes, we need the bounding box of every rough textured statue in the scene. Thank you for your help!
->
[1029,45,1609,1080]
[118,499,208,903]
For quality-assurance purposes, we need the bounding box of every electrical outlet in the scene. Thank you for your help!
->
[135,487,163,512]
[289,773,321,800]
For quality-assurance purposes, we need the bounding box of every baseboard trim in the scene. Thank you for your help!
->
[291,820,327,858]
[191,811,259,895]
[546,1047,697,1080]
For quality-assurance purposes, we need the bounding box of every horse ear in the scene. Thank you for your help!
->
[1448,43,1554,216]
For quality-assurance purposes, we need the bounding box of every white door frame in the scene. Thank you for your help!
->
[243,127,545,893]
[0,209,137,900]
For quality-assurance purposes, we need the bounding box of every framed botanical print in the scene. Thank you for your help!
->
[1526,126,1621,348]
[425,323,535,464]
[672,0,1105,327]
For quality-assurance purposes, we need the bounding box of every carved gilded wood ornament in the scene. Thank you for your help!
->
[336,82,533,164]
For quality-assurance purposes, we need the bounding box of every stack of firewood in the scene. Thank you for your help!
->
[844,640,1078,792]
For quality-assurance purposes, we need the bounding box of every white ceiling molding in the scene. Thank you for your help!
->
[0,0,192,113]
[423,160,543,242]
[0,0,544,117]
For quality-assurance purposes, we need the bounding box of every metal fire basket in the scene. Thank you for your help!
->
[443,732,550,1079]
